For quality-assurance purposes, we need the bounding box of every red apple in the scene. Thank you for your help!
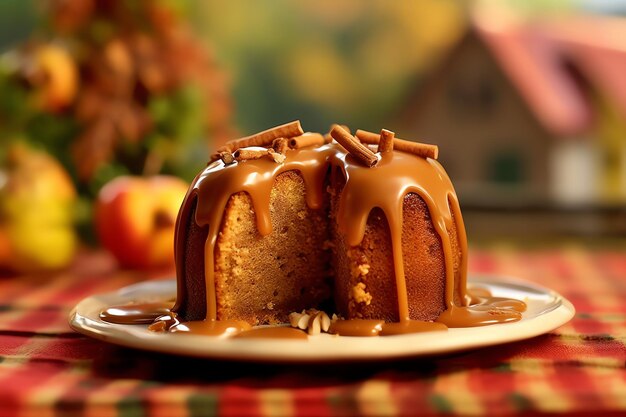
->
[95,175,189,269]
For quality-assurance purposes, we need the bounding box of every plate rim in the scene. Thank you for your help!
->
[68,275,575,362]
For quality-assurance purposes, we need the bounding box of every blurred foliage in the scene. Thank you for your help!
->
[192,0,468,134]
[0,0,233,244]
[0,0,37,52]
[0,0,233,194]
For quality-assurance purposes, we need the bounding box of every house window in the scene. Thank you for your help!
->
[487,150,525,184]
[447,76,496,118]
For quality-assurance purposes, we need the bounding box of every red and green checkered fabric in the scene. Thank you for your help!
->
[0,245,625,417]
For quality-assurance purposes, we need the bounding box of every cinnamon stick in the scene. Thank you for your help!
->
[355,129,438,160]
[289,133,325,149]
[331,124,351,134]
[233,148,269,161]
[378,129,395,154]
[226,120,304,151]
[330,125,378,167]
[268,149,286,163]
[325,124,351,143]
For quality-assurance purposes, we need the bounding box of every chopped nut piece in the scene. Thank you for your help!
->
[219,151,235,164]
[272,137,289,154]
[268,149,286,163]
[288,309,332,335]
[288,311,302,327]
[320,312,331,332]
[297,314,310,329]
[307,312,321,335]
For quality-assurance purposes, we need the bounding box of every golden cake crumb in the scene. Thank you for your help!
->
[352,282,372,305]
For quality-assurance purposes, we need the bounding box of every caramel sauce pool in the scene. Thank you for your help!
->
[99,288,526,338]
[100,302,173,325]
[232,327,308,340]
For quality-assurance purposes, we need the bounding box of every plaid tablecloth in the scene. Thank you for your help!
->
[0,244,625,417]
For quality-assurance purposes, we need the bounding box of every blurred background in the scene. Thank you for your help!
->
[0,0,625,273]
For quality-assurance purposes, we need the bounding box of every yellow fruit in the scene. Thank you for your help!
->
[0,142,78,273]
[6,221,77,272]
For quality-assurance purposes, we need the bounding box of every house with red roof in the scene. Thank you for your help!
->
[399,15,626,206]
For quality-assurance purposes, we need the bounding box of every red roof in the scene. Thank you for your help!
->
[474,15,626,137]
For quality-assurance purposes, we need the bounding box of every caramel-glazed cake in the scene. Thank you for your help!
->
[158,121,525,337]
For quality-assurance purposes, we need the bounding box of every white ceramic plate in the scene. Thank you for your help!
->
[69,276,574,362]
